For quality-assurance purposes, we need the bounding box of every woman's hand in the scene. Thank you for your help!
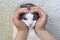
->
[12,8,29,32]
[31,7,48,30]
[31,7,56,40]
[12,8,29,40]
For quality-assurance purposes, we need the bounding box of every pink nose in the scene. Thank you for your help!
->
[30,24,32,25]
[30,24,32,27]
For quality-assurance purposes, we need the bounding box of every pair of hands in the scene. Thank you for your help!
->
[12,7,48,32]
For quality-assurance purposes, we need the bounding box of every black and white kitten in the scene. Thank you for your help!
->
[13,3,41,40]
[20,12,39,29]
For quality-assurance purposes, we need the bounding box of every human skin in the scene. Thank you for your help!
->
[30,7,56,40]
[12,7,56,40]
[12,8,29,40]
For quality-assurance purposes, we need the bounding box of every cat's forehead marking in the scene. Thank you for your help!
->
[26,12,33,19]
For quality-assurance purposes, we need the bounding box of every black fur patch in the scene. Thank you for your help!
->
[33,12,40,20]
[20,3,36,10]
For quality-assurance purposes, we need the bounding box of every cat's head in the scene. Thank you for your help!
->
[19,3,40,29]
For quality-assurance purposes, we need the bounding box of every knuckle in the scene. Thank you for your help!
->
[44,13,48,17]
[45,14,48,18]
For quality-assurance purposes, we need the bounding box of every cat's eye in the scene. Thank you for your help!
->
[23,17,27,20]
[19,13,27,20]
[33,12,40,20]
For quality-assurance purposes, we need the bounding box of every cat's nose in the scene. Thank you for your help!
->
[29,22,32,26]
[30,24,32,27]
[30,24,32,25]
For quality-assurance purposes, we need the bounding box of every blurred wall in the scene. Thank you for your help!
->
[0,0,60,40]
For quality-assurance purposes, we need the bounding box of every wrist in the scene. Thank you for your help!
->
[35,27,45,31]
[35,28,47,34]
[17,29,29,33]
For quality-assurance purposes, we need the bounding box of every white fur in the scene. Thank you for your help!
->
[13,12,41,40]
[22,12,36,29]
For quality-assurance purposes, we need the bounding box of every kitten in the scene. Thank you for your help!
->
[19,12,40,40]
[13,3,41,40]
[20,12,39,29]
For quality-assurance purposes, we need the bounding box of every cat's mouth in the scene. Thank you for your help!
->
[29,24,32,26]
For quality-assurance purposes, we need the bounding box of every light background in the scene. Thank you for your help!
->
[0,0,60,40]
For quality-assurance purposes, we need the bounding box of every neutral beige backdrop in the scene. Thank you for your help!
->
[0,0,60,40]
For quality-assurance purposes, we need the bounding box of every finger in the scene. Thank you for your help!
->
[14,8,29,19]
[31,7,46,17]
[38,8,48,22]
[12,13,19,25]
[37,14,48,28]
[38,8,47,17]
[12,8,29,23]
[37,8,48,27]
[16,8,28,15]
[30,7,39,13]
